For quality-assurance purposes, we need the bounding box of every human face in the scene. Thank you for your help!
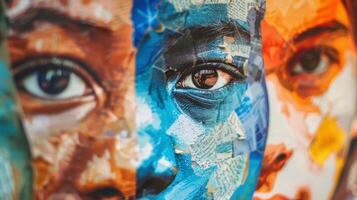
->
[8,1,136,199]
[7,0,268,199]
[254,0,357,199]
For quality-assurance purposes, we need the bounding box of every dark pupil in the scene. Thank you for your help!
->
[300,49,321,72]
[37,67,70,95]
[192,69,218,89]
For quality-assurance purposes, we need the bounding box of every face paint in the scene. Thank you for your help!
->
[7,1,136,199]
[134,1,268,198]
[0,2,33,199]
[254,0,357,200]
[6,0,268,199]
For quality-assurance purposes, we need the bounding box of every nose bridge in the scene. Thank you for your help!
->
[110,130,138,196]
[73,128,138,198]
[83,47,138,196]
[75,95,178,198]
[135,130,178,197]
[134,99,178,196]
[94,95,179,197]
[66,74,138,197]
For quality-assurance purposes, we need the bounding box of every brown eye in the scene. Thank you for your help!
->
[14,57,95,100]
[278,45,342,97]
[192,69,218,89]
[298,49,321,73]
[178,68,233,90]
[38,67,71,95]
[289,47,338,76]
[176,63,246,90]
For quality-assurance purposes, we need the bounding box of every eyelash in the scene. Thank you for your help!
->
[178,62,246,80]
[12,56,100,100]
[286,45,340,75]
[13,56,98,81]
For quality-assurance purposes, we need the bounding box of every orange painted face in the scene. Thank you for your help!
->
[7,0,137,199]
[255,0,357,200]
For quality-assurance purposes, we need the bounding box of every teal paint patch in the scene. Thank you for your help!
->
[0,55,33,200]
[0,3,33,199]
[0,155,15,200]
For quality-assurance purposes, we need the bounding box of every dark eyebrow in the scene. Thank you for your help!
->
[163,23,250,72]
[293,20,348,43]
[9,7,111,34]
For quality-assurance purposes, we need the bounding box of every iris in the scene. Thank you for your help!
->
[192,69,218,89]
[37,67,70,95]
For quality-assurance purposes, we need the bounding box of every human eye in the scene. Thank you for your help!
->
[279,45,341,97]
[176,62,246,90]
[287,46,339,77]
[13,56,102,112]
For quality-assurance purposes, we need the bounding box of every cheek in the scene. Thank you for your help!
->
[266,80,300,148]
[262,77,350,197]
[24,102,96,145]
[167,114,205,147]
[136,98,161,131]
[264,55,356,191]
[312,56,357,128]
[22,103,95,186]
[266,53,357,147]
[308,58,356,166]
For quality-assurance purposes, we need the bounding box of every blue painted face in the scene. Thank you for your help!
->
[133,1,268,199]
[4,0,268,199]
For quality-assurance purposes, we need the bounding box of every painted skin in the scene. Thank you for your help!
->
[7,0,268,199]
[254,0,357,200]
[8,1,136,199]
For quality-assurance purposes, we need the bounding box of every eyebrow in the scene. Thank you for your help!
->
[9,7,111,34]
[163,23,250,72]
[293,20,348,43]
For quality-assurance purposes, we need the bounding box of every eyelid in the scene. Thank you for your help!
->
[13,56,105,103]
[13,56,101,83]
[179,62,246,81]
[286,45,340,73]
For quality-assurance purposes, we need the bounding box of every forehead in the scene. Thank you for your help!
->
[265,0,349,39]
[158,0,261,31]
[7,0,132,29]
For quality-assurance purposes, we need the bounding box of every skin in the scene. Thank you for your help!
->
[7,0,268,199]
[8,0,136,199]
[254,0,357,199]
